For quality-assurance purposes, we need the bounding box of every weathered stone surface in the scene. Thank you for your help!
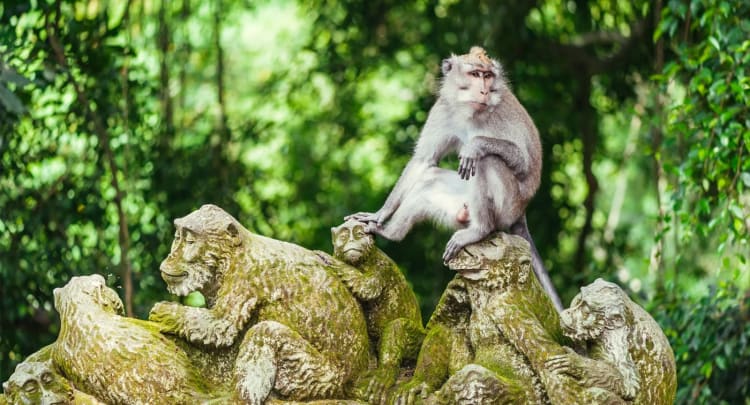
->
[328,220,425,404]
[148,204,370,404]
[52,274,220,405]
[1,205,676,405]
[394,233,562,404]
[1,359,105,405]
[547,278,677,404]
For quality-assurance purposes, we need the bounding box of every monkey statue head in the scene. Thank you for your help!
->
[2,360,74,405]
[440,46,506,115]
[53,274,124,318]
[331,219,375,266]
[559,278,631,341]
[160,204,243,298]
[445,233,531,291]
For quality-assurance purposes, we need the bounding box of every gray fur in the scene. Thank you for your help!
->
[346,47,563,312]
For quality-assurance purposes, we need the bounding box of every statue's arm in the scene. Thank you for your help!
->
[489,293,565,371]
[149,295,258,348]
[546,348,636,400]
[332,264,385,301]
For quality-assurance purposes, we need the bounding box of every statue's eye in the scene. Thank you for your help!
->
[40,372,54,384]
[23,380,38,393]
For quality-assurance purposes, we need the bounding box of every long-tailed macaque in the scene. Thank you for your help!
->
[346,47,563,311]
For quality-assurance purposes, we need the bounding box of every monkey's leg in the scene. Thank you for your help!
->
[429,364,526,405]
[359,318,426,403]
[376,168,465,242]
[442,158,505,261]
[235,321,344,404]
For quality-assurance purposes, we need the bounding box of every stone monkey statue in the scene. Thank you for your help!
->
[329,219,425,404]
[546,279,677,404]
[347,47,562,311]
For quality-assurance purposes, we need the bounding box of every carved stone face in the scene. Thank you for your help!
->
[53,274,124,316]
[331,220,374,266]
[159,204,241,297]
[445,233,530,288]
[2,360,73,405]
[160,227,217,296]
[560,279,627,341]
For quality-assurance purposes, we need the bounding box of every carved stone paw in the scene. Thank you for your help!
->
[393,379,430,405]
[354,368,397,405]
[148,301,182,333]
[546,347,584,378]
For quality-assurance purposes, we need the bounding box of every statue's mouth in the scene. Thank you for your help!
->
[161,270,187,280]
[453,267,487,280]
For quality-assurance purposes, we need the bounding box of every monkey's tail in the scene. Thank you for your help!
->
[511,216,564,312]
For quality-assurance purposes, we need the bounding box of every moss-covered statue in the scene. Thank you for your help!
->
[52,274,220,404]
[1,204,676,405]
[147,204,370,403]
[546,279,677,404]
[329,220,425,404]
[394,233,564,404]
[391,232,675,405]
[1,360,104,405]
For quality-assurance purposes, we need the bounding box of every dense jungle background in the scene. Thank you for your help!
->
[1,0,748,402]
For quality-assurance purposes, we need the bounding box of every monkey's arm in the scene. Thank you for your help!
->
[149,296,258,347]
[546,348,637,400]
[458,136,529,180]
[333,264,385,301]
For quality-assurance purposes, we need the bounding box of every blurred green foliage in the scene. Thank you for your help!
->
[0,0,748,400]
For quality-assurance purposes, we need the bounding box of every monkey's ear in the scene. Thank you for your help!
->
[441,58,453,75]
[226,223,241,246]
[2,381,9,392]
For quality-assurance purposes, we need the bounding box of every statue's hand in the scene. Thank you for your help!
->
[354,368,398,405]
[148,301,182,334]
[546,347,584,379]
[393,379,430,405]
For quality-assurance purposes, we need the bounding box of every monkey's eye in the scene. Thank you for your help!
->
[23,380,39,393]
[470,71,481,78]
[483,72,494,79]
[40,372,54,384]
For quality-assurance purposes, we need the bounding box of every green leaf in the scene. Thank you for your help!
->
[0,85,25,114]
[709,36,721,51]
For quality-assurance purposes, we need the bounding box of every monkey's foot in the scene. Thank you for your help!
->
[442,229,485,263]
[392,378,431,405]
[344,212,379,223]
[353,367,398,405]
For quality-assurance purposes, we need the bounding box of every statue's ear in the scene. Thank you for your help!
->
[226,223,241,246]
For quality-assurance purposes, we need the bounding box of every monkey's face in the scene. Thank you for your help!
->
[440,47,504,114]
[560,279,629,342]
[3,360,74,405]
[331,220,374,266]
[159,226,217,296]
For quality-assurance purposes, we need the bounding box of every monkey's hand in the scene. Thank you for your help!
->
[345,209,393,228]
[458,141,484,180]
